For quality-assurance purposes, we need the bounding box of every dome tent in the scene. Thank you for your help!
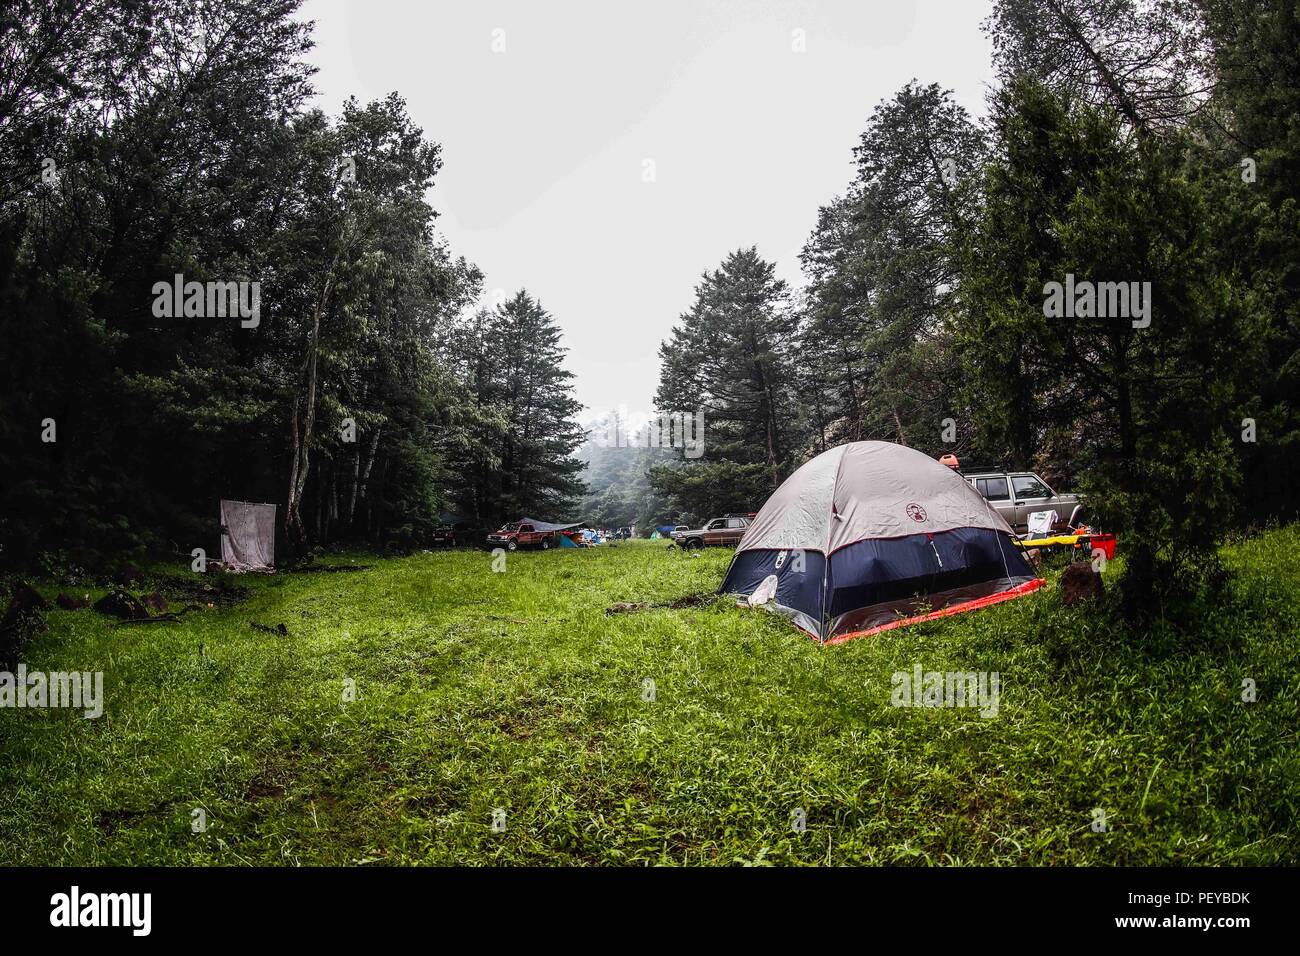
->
[719,441,1043,643]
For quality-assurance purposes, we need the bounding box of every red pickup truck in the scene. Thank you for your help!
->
[486,521,555,551]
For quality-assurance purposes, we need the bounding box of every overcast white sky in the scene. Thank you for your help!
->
[298,0,995,422]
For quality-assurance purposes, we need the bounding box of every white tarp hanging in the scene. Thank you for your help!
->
[220,499,276,571]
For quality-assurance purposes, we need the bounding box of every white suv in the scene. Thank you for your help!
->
[963,471,1083,533]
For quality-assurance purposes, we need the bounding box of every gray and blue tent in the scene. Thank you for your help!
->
[720,441,1043,644]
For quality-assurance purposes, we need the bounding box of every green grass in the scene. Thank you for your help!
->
[2,529,1298,865]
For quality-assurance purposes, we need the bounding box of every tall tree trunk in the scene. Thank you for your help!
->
[329,465,339,527]
[747,325,783,489]
[284,242,343,556]
[1114,331,1135,463]
[357,425,382,513]
[347,442,361,529]
[287,394,305,551]
[891,403,909,447]
[1046,0,1149,135]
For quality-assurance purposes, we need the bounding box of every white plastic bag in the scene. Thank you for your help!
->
[748,574,780,606]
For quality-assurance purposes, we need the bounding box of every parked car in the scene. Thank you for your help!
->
[486,521,555,551]
[676,513,753,549]
[430,526,456,546]
[962,470,1083,533]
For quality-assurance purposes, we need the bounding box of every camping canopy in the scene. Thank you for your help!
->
[720,441,1042,643]
[220,499,276,571]
[518,517,582,533]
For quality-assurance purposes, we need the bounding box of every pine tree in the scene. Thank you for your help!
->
[798,82,985,456]
[1195,0,1300,523]
[445,294,586,525]
[955,78,1263,617]
[652,248,798,517]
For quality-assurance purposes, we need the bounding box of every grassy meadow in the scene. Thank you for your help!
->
[2,530,1298,865]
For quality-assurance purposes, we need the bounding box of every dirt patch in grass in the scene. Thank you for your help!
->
[605,592,715,615]
[495,704,561,740]
[151,573,251,607]
[244,775,288,802]
[664,593,712,609]
[96,803,171,835]
[287,564,374,574]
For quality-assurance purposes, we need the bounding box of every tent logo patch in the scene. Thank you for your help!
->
[905,503,928,523]
[774,549,806,572]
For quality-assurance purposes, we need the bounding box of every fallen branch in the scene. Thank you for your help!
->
[109,604,205,627]
[112,614,184,627]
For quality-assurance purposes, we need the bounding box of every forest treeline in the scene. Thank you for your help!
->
[650,0,1299,613]
[3,0,1297,612]
[0,0,587,569]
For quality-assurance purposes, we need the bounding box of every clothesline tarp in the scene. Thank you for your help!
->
[220,499,276,571]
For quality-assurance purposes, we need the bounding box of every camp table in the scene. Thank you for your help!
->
[1013,534,1082,549]
[1013,532,1116,561]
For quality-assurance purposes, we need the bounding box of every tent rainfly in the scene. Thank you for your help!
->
[518,517,583,533]
[220,499,276,571]
[719,441,1043,643]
